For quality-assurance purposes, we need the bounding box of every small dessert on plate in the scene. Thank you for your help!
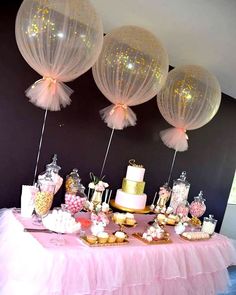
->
[125,213,136,225]
[115,231,126,242]
[97,232,109,244]
[86,235,97,244]
[113,213,126,224]
[108,234,116,243]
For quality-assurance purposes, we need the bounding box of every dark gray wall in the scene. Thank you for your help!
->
[0,1,235,231]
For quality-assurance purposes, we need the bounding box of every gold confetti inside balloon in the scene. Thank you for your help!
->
[16,0,103,111]
[92,25,169,130]
[157,65,221,151]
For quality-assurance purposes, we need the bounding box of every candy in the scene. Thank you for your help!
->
[34,192,53,216]
[65,194,86,214]
[43,209,81,233]
[189,202,206,218]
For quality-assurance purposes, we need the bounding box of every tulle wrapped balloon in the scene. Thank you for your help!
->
[15,0,103,111]
[157,65,221,152]
[92,25,169,130]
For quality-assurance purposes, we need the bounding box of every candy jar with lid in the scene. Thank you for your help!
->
[201,214,217,236]
[38,154,63,194]
[46,154,61,174]
[66,169,85,195]
[34,170,55,224]
[65,169,86,215]
[189,191,206,227]
[169,171,190,213]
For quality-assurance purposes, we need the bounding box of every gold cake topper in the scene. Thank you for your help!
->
[128,159,144,168]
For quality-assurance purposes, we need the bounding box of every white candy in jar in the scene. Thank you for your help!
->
[201,221,215,235]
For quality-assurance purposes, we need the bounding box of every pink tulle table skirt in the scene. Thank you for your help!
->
[0,209,235,295]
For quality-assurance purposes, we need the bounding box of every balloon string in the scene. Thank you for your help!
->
[167,150,177,186]
[100,128,115,178]
[33,109,48,185]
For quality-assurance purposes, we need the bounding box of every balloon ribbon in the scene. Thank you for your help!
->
[33,109,48,184]
[167,150,177,185]
[100,128,115,177]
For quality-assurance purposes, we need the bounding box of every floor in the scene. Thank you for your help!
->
[220,266,236,295]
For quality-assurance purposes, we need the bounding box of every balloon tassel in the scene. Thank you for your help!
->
[167,150,177,186]
[33,109,48,185]
[100,128,115,177]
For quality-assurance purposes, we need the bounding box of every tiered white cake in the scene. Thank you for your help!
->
[115,161,147,210]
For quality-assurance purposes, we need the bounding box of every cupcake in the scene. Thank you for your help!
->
[97,232,109,244]
[125,213,136,225]
[86,235,97,244]
[115,231,126,243]
[108,234,116,243]
[115,213,126,224]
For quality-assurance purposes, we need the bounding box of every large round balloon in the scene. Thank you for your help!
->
[157,65,221,151]
[16,0,103,111]
[92,25,169,130]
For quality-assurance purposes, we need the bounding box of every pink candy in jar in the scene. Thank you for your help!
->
[65,194,86,214]
[189,191,206,218]
[176,201,189,216]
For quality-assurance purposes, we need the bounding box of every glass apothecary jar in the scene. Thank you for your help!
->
[65,169,86,215]
[201,215,217,235]
[65,169,85,195]
[189,191,206,218]
[169,171,190,213]
[38,154,63,194]
[46,154,61,174]
[34,171,55,223]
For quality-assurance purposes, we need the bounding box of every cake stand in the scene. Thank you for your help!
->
[110,200,151,214]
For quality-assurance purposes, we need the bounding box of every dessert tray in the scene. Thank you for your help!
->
[132,233,172,245]
[110,200,151,214]
[79,236,129,247]
[122,222,137,228]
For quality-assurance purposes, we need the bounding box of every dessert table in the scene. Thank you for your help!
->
[0,209,236,295]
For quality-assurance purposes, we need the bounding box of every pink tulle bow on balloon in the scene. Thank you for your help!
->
[160,128,189,152]
[15,0,103,111]
[93,25,169,130]
[157,65,221,152]
[27,77,74,112]
[100,103,137,130]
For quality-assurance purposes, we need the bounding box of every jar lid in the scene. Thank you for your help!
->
[46,154,61,174]
[208,214,217,221]
[68,168,81,181]
[194,190,206,202]
[175,171,190,185]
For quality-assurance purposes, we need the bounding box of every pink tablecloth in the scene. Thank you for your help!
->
[0,209,235,295]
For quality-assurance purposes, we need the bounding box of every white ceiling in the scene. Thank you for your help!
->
[90,0,236,99]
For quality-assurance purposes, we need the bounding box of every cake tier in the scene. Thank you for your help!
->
[122,178,145,195]
[126,165,145,182]
[115,189,147,210]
